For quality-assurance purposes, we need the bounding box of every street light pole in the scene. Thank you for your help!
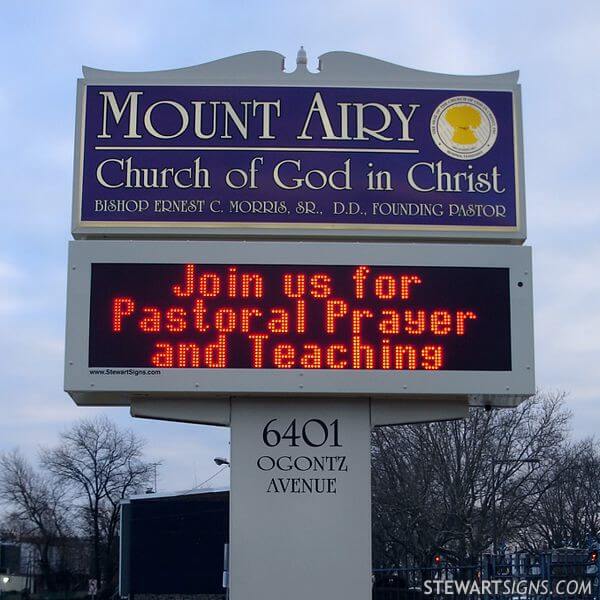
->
[150,462,160,492]
[213,457,230,600]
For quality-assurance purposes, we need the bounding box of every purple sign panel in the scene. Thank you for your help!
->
[74,85,522,238]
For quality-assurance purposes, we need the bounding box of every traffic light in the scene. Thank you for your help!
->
[434,554,442,565]
[590,550,598,563]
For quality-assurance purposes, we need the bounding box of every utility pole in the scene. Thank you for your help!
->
[150,462,160,493]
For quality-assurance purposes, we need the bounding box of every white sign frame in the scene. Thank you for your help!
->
[64,240,534,408]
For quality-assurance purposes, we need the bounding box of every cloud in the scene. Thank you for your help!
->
[533,242,600,422]
[0,259,28,315]
[66,2,153,59]
[543,7,600,69]
[0,260,21,279]
[0,88,8,113]
[30,135,75,170]
[0,259,66,318]
[527,187,600,234]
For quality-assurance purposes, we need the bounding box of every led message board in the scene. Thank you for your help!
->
[90,264,510,371]
[72,51,525,242]
[65,241,534,406]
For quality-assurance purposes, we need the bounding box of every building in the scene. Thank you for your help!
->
[0,542,34,594]
[120,487,229,598]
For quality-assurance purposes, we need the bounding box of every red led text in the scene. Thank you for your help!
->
[100,264,488,371]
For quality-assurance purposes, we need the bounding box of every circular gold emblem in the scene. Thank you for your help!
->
[430,96,498,160]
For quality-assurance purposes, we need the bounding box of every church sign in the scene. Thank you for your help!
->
[66,52,534,600]
[72,54,525,241]
[64,240,534,406]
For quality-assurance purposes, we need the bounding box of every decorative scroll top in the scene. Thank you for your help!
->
[82,50,518,88]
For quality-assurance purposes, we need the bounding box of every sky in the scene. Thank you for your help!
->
[1,0,599,493]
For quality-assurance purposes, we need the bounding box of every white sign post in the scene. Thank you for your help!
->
[230,398,371,600]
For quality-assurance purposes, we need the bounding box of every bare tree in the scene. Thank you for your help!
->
[519,439,600,551]
[0,450,71,590]
[372,392,572,567]
[41,416,153,596]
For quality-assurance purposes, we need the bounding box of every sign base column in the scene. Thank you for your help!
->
[229,396,372,600]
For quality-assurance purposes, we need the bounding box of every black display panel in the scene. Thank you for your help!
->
[89,263,511,371]
[121,491,229,595]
